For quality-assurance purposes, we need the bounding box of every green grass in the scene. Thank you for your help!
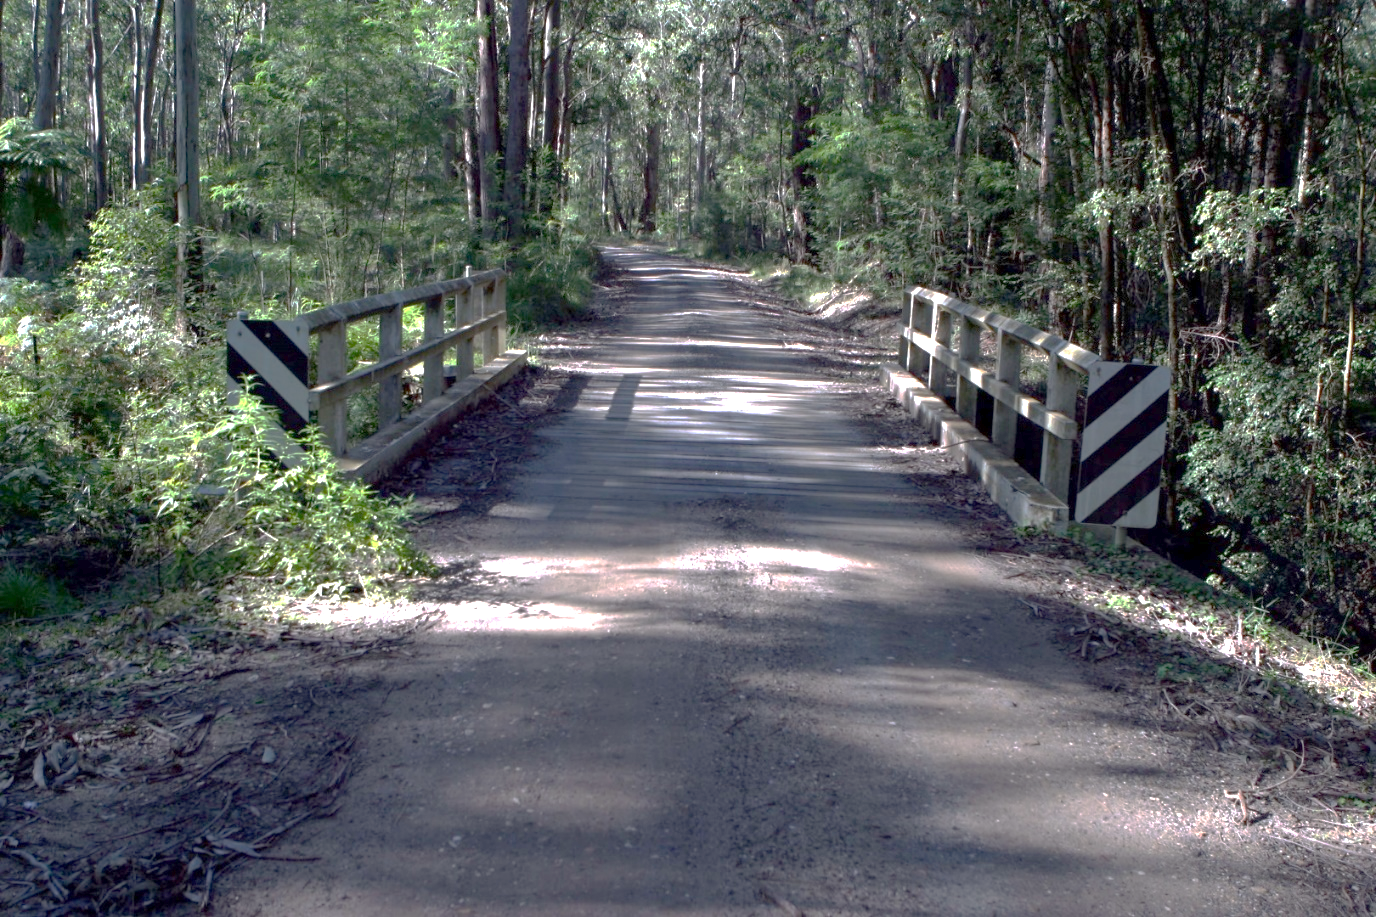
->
[0,564,72,620]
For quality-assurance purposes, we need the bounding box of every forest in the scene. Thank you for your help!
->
[0,0,1374,661]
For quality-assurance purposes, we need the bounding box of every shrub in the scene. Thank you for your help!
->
[150,391,434,595]
[502,232,595,333]
[0,565,71,620]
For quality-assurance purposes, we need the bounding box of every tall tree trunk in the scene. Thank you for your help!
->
[31,0,38,100]
[0,0,11,277]
[600,117,610,231]
[1036,57,1056,244]
[558,41,572,185]
[441,84,459,182]
[216,15,245,162]
[174,0,201,329]
[787,86,816,265]
[639,119,660,233]
[503,0,531,240]
[1239,32,1269,339]
[33,0,61,130]
[951,32,974,204]
[461,86,479,224]
[1095,26,1118,360]
[475,0,499,239]
[1344,164,1369,424]
[133,0,165,190]
[537,0,561,217]
[730,18,745,113]
[1294,0,1331,213]
[695,58,707,226]
[1136,1,1201,322]
[1247,0,1316,339]
[868,0,900,112]
[87,0,108,211]
[540,0,561,153]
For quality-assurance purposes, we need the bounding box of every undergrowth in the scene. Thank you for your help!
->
[1050,527,1376,716]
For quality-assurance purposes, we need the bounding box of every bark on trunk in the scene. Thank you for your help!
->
[558,41,572,175]
[540,0,561,152]
[951,36,974,204]
[5,0,60,273]
[788,85,817,265]
[133,0,165,190]
[87,0,109,211]
[503,0,532,240]
[33,0,62,130]
[174,0,202,329]
[216,15,245,161]
[1136,1,1202,322]
[476,0,500,238]
[1036,57,1056,244]
[174,0,199,230]
[639,119,660,234]
[1344,161,1369,423]
[0,0,11,277]
[461,87,479,224]
[441,84,459,182]
[1095,22,1118,360]
[695,59,707,223]
[534,0,561,216]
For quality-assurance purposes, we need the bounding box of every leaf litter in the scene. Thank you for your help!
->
[0,588,448,915]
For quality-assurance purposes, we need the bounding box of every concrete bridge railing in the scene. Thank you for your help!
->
[291,270,526,482]
[302,269,527,482]
[886,286,1102,530]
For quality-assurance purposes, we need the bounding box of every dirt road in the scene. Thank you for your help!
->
[214,248,1323,916]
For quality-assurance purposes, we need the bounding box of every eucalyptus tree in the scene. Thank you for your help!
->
[503,0,531,238]
[85,0,109,210]
[130,0,165,191]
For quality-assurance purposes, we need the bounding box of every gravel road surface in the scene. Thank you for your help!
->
[213,248,1324,916]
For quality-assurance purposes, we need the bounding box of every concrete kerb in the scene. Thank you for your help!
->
[337,350,528,486]
[882,362,1069,531]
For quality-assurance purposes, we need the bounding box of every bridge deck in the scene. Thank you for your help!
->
[219,248,1298,917]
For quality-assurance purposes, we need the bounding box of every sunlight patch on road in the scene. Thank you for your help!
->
[480,556,607,578]
[432,601,610,632]
[660,544,869,592]
[278,598,608,632]
[736,546,865,572]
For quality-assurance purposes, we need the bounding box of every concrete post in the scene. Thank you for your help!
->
[930,307,954,399]
[423,293,445,400]
[911,293,932,379]
[1040,355,1078,502]
[378,304,403,429]
[898,291,913,369]
[317,322,349,455]
[956,316,982,422]
[491,276,507,355]
[993,330,1021,455]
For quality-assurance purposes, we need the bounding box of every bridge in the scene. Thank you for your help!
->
[215,247,1288,917]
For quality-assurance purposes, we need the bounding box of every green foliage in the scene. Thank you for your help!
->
[1183,350,1376,641]
[1192,188,1294,266]
[0,198,434,599]
[504,231,596,334]
[191,393,434,595]
[800,110,1024,297]
[75,197,178,318]
[0,118,82,239]
[0,565,72,620]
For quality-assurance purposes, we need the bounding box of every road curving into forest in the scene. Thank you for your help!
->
[212,247,1325,917]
